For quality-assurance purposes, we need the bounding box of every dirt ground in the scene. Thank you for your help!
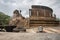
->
[0,26,60,40]
[43,26,60,33]
[0,32,60,40]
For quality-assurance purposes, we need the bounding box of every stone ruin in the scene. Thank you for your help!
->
[8,5,60,32]
[9,10,29,32]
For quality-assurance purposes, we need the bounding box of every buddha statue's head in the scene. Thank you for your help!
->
[13,10,19,17]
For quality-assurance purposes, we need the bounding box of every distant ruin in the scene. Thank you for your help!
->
[9,5,59,29]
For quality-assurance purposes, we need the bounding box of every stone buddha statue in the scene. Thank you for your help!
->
[9,10,25,28]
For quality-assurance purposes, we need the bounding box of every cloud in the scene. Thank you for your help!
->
[0,0,60,18]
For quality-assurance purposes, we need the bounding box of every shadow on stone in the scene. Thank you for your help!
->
[5,26,16,32]
[13,27,26,32]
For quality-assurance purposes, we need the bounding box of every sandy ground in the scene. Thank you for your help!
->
[26,26,60,33]
[0,32,60,40]
[0,26,60,40]
[43,26,60,33]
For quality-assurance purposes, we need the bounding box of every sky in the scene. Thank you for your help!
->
[0,0,60,18]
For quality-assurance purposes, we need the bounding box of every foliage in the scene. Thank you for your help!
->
[56,18,60,21]
[0,12,10,25]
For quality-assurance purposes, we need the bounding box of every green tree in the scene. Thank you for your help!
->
[0,12,10,25]
[56,18,60,21]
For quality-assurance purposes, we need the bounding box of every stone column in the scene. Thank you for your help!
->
[44,8,46,17]
[51,13,52,17]
[54,14,56,19]
[29,9,31,17]
[37,11,39,17]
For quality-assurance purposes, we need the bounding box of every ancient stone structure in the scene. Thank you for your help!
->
[9,5,59,29]
[9,10,27,28]
[29,5,59,27]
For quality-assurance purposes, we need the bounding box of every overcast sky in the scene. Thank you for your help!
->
[0,0,60,18]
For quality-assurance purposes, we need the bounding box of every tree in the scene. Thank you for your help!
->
[0,12,10,25]
[56,18,60,21]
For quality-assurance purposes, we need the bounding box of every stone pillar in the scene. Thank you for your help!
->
[54,14,56,19]
[37,11,39,20]
[51,13,52,17]
[37,11,39,17]
[44,8,46,17]
[29,9,31,17]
